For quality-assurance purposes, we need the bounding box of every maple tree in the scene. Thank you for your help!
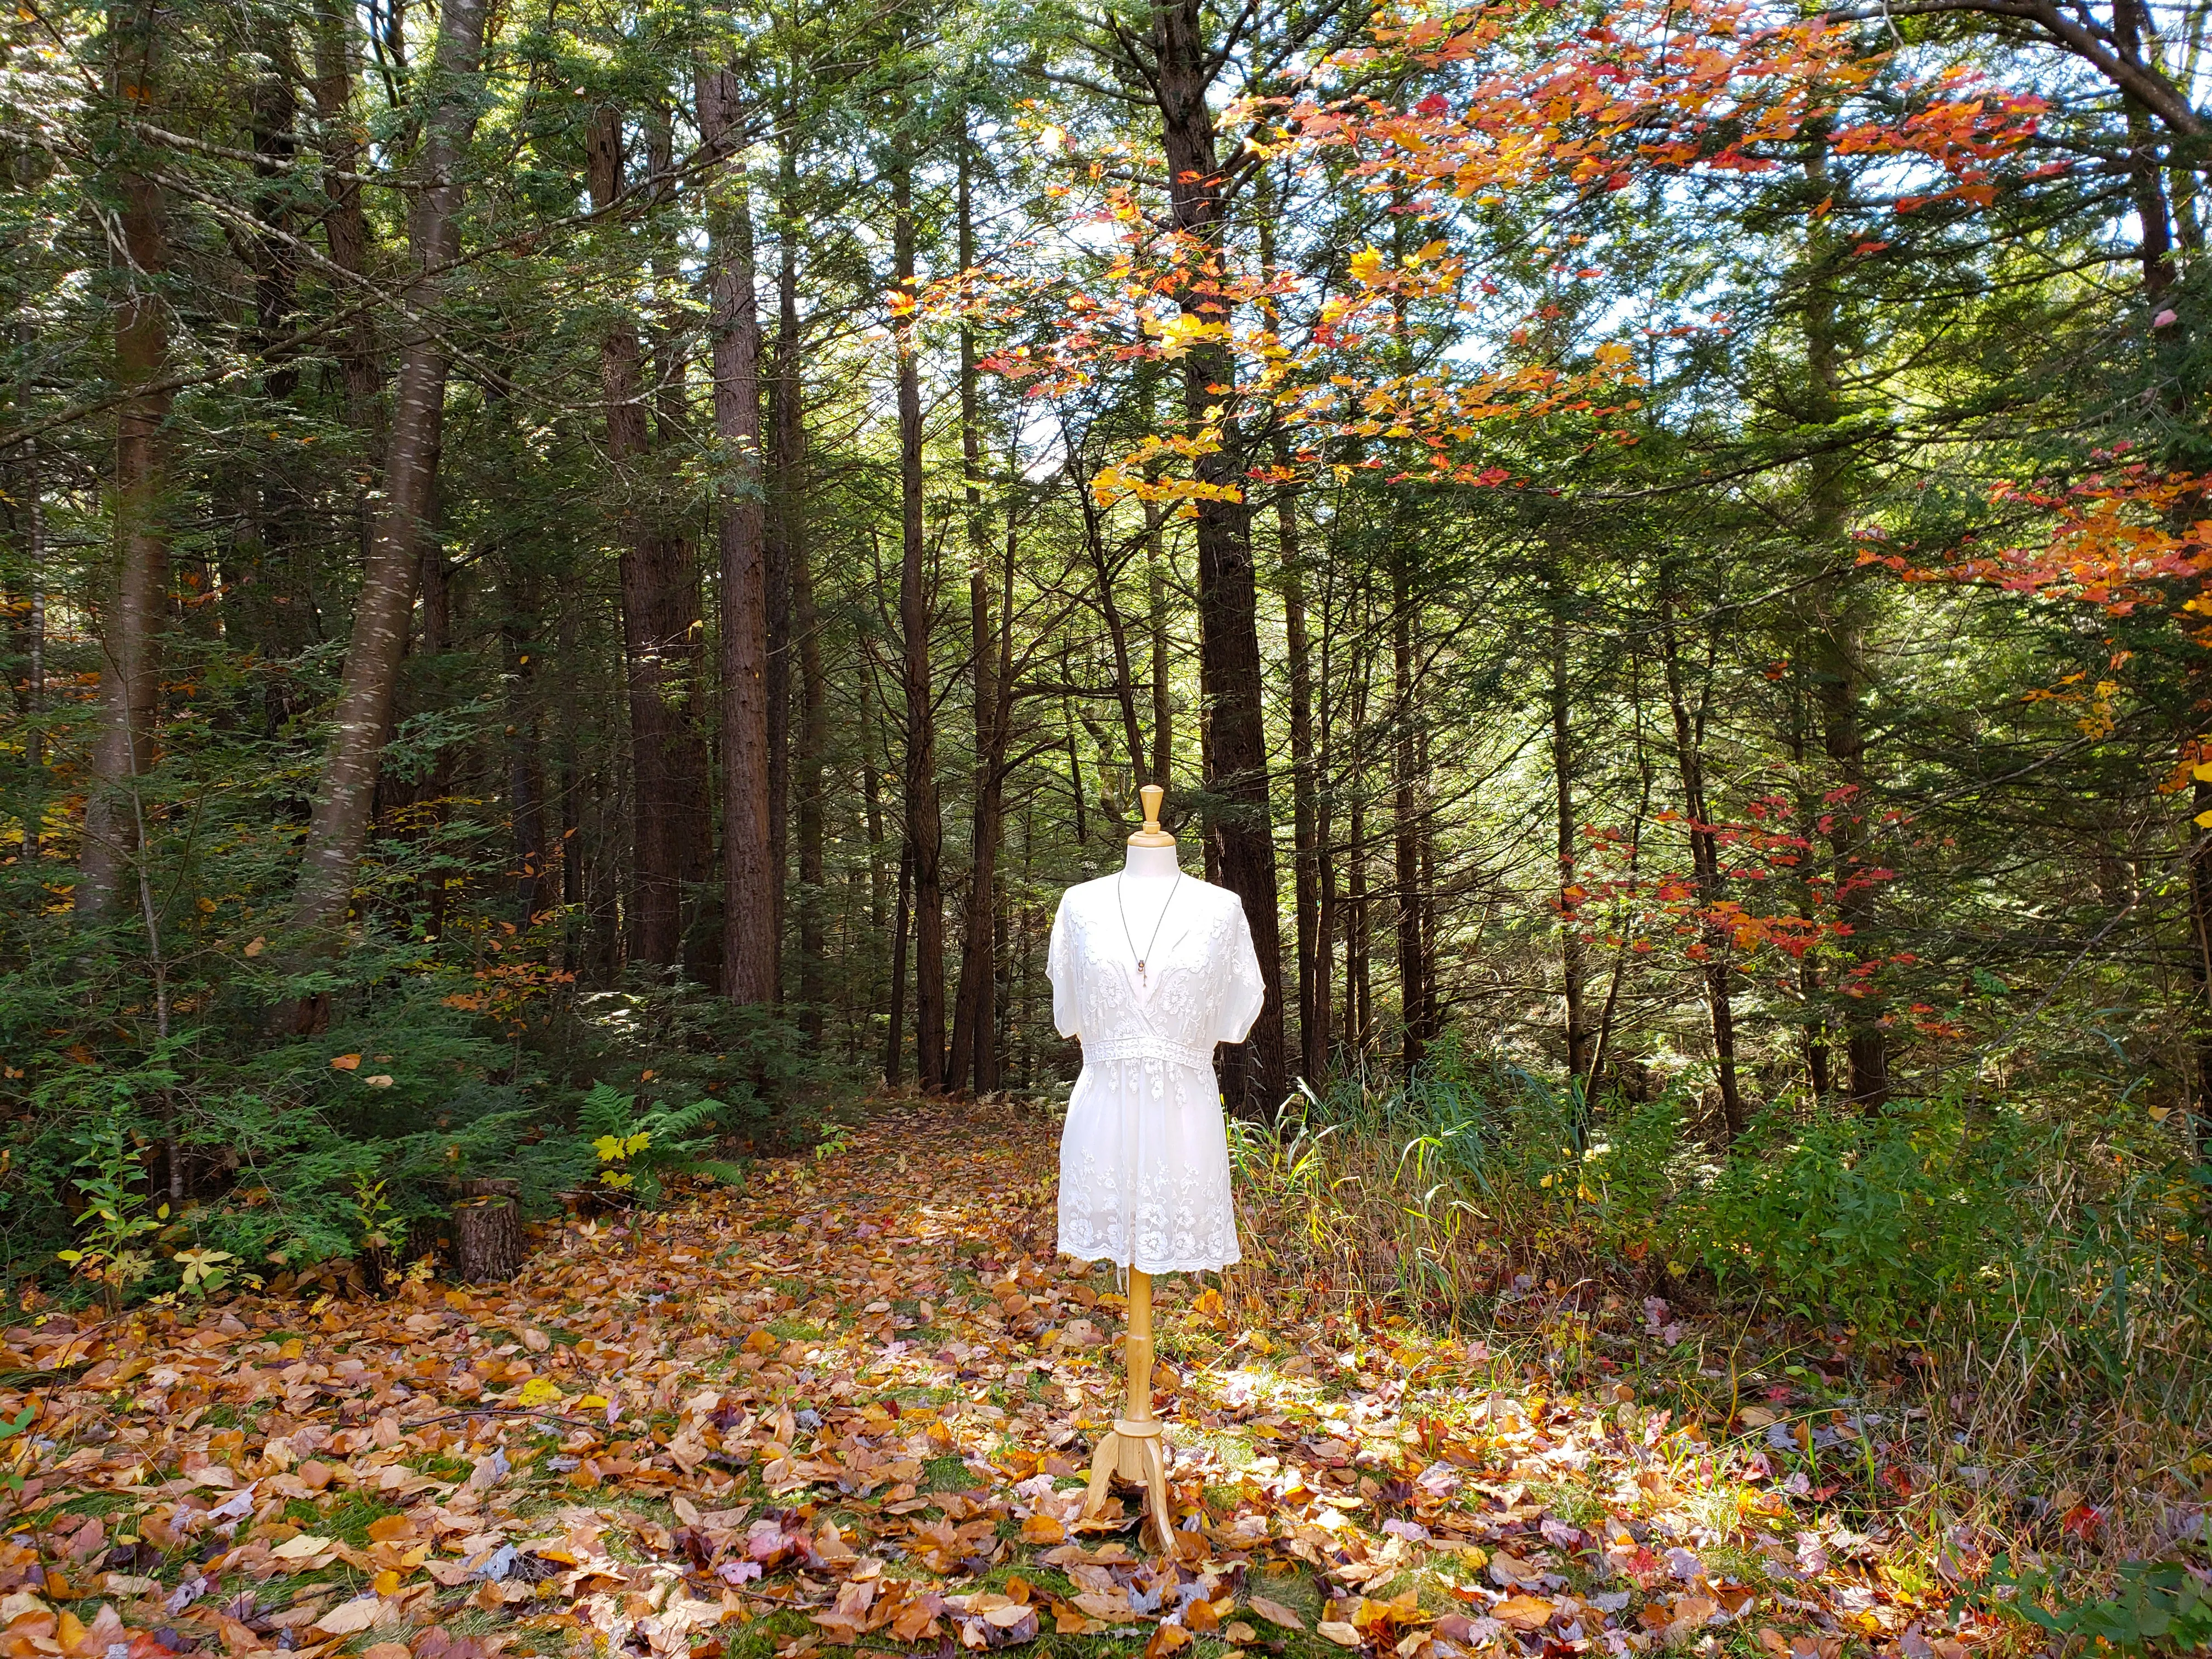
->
[979,0,2046,510]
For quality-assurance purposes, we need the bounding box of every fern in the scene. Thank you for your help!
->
[579,1084,747,1209]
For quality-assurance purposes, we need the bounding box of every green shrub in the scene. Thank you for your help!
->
[1666,1092,2030,1340]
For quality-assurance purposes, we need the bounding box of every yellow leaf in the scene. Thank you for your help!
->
[517,1376,565,1407]
[330,1053,361,1071]
[373,1571,401,1596]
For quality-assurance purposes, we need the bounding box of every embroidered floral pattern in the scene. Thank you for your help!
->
[1047,877,1265,1274]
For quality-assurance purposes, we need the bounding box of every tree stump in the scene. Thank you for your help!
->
[453,1178,523,1283]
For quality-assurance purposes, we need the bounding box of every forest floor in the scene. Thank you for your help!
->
[0,1101,2058,1659]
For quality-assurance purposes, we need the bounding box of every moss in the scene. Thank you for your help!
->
[923,1454,973,1492]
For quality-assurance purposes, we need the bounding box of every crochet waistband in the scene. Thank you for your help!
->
[1081,1034,1216,1071]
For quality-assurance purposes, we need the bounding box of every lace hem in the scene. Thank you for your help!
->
[1057,1238,1244,1275]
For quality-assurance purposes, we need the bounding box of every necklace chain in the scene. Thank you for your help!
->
[1115,871,1182,986]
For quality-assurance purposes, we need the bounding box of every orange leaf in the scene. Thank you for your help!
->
[1493,1596,1554,1632]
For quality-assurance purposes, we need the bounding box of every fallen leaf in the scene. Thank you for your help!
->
[1249,1598,1306,1632]
[1492,1596,1553,1632]
[311,1598,382,1636]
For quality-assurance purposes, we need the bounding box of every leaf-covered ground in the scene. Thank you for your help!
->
[1,1104,2021,1659]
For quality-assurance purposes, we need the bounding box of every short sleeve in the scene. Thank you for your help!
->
[1214,896,1266,1043]
[1047,896,1079,1040]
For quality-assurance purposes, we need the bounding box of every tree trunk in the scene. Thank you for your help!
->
[1785,678,1832,1097]
[311,0,382,437]
[1343,644,1372,1059]
[893,151,946,1090]
[1150,0,1284,1112]
[1144,497,1173,788]
[776,130,826,1037]
[290,0,488,938]
[1314,561,1338,1078]
[79,9,172,922]
[1658,582,1745,1144]
[588,105,710,970]
[949,548,1011,1095]
[862,690,888,935]
[504,620,548,927]
[1257,179,1324,1084]
[1799,127,1890,1109]
[1278,491,1325,1081]
[887,839,912,1086]
[700,71,776,1008]
[1392,549,1425,1071]
[1549,584,1592,1080]
[948,129,1005,1096]
[228,33,318,737]
[760,123,792,995]
[6,439,46,865]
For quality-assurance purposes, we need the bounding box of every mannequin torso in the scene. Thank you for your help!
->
[1122,842,1180,880]
[1116,841,1182,970]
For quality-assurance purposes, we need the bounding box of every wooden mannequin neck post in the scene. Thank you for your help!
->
[1124,781,1178,880]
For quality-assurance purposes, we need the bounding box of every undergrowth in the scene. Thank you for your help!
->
[1222,1039,2212,1638]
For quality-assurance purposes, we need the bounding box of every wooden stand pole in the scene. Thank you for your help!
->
[1081,1268,1174,1551]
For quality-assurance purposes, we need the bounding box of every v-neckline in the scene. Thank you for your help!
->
[1116,883,1187,1006]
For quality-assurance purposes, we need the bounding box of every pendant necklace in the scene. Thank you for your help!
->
[1116,871,1183,988]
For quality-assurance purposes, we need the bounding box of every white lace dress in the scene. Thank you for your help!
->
[1048,874,1266,1274]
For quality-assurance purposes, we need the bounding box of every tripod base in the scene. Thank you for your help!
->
[1080,1416,1173,1553]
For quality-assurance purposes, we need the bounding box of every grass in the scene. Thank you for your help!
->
[290,1491,408,1545]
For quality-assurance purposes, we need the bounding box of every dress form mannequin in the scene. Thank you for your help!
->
[1049,781,1263,1551]
[1081,783,1178,1549]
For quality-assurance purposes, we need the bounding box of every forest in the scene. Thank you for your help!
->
[2,0,2211,1648]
